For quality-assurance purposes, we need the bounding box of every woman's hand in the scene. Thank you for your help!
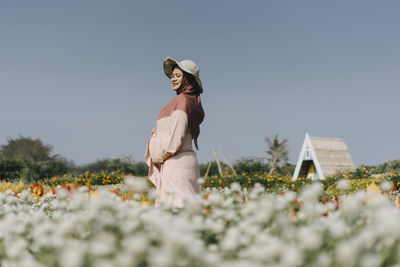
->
[150,128,157,138]
[152,153,166,168]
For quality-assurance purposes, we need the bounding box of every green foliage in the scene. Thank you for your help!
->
[200,158,293,177]
[0,136,72,183]
[0,136,53,161]
[199,161,230,177]
[233,156,270,175]
[73,156,148,177]
[322,178,383,196]
[387,172,400,191]
[203,173,311,192]
[276,164,296,175]
[131,162,149,177]
[0,157,25,180]
[368,159,400,174]
[0,157,71,183]
[42,171,125,186]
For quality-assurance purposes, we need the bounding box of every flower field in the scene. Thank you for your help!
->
[1,176,400,266]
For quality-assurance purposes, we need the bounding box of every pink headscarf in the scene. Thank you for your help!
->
[157,70,205,149]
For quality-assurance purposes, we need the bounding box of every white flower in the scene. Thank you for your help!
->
[230,182,241,192]
[89,233,116,256]
[300,183,322,202]
[262,236,283,259]
[208,192,222,205]
[61,242,85,267]
[284,191,297,203]
[114,252,134,267]
[124,176,148,192]
[280,245,303,267]
[122,235,149,254]
[56,188,69,199]
[197,178,205,184]
[337,179,350,190]
[221,227,241,251]
[380,180,393,192]
[297,226,322,250]
[328,217,350,238]
[335,241,359,266]
[20,190,33,202]
[6,239,27,259]
[360,253,382,267]
[147,188,158,200]
[315,252,332,267]
[78,186,88,193]
[93,259,115,267]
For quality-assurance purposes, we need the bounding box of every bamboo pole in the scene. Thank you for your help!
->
[220,152,237,175]
[213,148,223,176]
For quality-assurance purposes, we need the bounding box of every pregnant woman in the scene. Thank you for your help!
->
[145,57,205,208]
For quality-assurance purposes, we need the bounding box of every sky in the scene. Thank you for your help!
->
[1,0,399,166]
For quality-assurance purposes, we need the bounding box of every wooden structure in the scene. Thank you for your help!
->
[292,133,354,180]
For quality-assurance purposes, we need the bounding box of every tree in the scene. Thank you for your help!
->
[233,156,270,175]
[0,136,53,161]
[0,136,72,182]
[72,155,149,176]
[199,161,230,177]
[264,135,289,174]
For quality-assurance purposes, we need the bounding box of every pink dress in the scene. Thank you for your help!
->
[145,109,201,208]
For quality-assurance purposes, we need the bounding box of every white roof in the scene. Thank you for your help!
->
[293,133,354,180]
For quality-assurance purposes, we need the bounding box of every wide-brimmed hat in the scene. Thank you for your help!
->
[163,57,203,93]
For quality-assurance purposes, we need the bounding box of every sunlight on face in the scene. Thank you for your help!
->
[171,67,183,91]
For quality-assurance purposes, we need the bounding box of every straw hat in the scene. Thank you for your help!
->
[163,57,203,93]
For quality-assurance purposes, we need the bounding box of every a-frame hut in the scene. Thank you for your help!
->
[292,133,354,181]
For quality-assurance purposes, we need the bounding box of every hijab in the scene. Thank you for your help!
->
[156,70,205,150]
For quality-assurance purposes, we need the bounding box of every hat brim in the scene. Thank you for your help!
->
[163,57,203,93]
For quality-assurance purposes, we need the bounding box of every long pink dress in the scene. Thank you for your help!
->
[145,109,201,208]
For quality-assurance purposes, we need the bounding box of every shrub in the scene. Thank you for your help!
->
[233,156,270,175]
[0,157,25,180]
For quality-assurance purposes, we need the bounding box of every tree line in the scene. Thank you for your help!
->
[0,135,294,183]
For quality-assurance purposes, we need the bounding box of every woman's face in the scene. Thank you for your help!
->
[171,67,184,91]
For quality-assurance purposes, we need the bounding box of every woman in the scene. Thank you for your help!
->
[145,57,205,208]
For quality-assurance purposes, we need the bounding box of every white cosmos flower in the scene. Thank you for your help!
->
[78,186,88,193]
[197,177,205,184]
[337,178,350,190]
[283,190,297,203]
[6,238,28,259]
[360,253,382,267]
[124,176,148,192]
[20,189,33,203]
[61,242,85,267]
[335,240,359,266]
[230,182,241,192]
[300,183,322,202]
[56,188,69,199]
[147,188,158,200]
[297,226,322,250]
[89,233,116,256]
[208,192,222,205]
[2,179,400,266]
[380,180,393,192]
[122,235,149,254]
[280,245,303,267]
[315,252,332,267]
[328,217,350,238]
[114,252,134,267]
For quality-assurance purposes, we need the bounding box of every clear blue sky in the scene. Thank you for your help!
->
[1,1,399,165]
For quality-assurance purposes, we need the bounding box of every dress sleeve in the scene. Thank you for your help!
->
[160,109,188,160]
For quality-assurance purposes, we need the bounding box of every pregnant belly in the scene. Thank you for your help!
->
[149,134,162,159]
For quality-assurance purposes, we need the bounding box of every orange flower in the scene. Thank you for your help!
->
[30,182,44,198]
